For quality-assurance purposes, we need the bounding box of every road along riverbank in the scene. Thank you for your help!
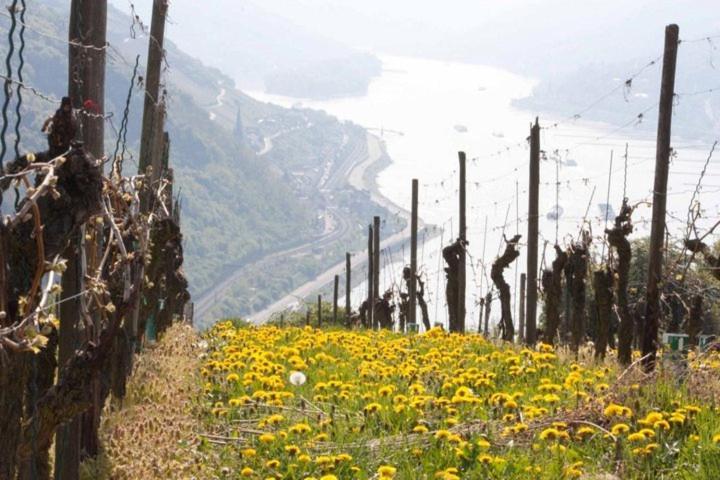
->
[248,132,436,324]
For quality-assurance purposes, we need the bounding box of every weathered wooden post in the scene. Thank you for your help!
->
[345,252,352,325]
[373,216,381,329]
[81,0,107,462]
[138,0,168,188]
[409,179,419,327]
[643,24,679,371]
[457,152,467,333]
[479,215,488,334]
[57,1,107,475]
[150,101,167,183]
[526,118,540,344]
[519,273,526,343]
[483,291,492,336]
[367,224,374,328]
[317,294,322,327]
[333,274,339,324]
[478,299,485,334]
[57,239,82,480]
[305,309,310,327]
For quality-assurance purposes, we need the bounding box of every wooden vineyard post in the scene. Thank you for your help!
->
[138,0,168,189]
[526,118,540,344]
[643,24,679,371]
[367,224,374,328]
[333,274,339,324]
[56,236,82,480]
[373,216,381,329]
[409,179,419,327]
[457,152,467,333]
[317,294,322,327]
[57,0,107,475]
[484,292,492,337]
[519,273,526,343]
[478,299,485,334]
[345,253,352,325]
[80,0,108,457]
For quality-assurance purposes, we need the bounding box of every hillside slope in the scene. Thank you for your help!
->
[1,1,395,321]
[514,46,720,142]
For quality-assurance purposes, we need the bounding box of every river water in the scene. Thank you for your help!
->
[250,55,717,331]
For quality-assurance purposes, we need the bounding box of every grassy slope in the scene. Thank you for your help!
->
[81,324,204,479]
[84,322,720,479]
[194,323,720,479]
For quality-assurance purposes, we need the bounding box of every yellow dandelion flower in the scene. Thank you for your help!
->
[539,427,560,441]
[285,445,300,455]
[258,433,276,443]
[378,385,394,397]
[604,403,632,418]
[563,462,583,478]
[611,423,630,435]
[478,454,493,464]
[378,465,397,478]
[654,419,670,431]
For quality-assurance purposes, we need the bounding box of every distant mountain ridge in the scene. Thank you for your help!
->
[514,46,720,143]
[112,0,382,99]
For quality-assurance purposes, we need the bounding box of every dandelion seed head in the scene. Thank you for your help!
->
[289,371,307,386]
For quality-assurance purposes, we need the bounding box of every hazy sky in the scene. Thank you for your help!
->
[117,0,719,45]
[112,0,720,79]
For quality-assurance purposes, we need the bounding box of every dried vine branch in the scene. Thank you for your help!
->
[606,199,634,365]
[492,234,521,342]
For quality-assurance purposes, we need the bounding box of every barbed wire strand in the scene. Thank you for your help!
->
[12,0,27,161]
[0,0,20,170]
[111,55,141,177]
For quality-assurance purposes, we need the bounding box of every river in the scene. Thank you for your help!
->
[249,55,717,331]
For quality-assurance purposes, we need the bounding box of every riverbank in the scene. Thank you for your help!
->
[248,131,425,323]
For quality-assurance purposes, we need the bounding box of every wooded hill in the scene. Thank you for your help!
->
[514,44,720,142]
[3,0,396,322]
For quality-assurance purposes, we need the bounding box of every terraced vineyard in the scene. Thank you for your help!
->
[194,323,720,479]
